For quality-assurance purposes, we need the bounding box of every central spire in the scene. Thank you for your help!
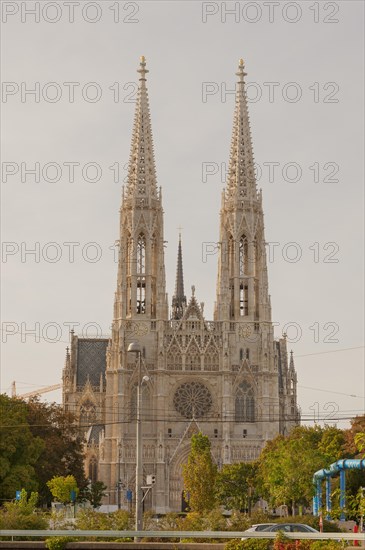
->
[226,59,257,202]
[126,56,158,200]
[172,233,186,320]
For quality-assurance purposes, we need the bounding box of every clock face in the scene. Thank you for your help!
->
[173,381,212,419]
[239,324,252,339]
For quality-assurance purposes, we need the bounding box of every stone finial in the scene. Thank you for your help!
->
[236,58,247,82]
[137,55,149,79]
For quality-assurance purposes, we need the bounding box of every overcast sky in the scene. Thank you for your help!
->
[1,0,364,429]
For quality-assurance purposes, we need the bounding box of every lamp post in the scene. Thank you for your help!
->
[127,342,143,536]
[117,440,122,510]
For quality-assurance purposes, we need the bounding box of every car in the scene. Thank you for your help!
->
[244,523,276,532]
[261,523,319,533]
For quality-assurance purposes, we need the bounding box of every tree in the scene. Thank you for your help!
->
[26,398,87,505]
[257,425,345,513]
[84,481,107,509]
[216,462,258,512]
[354,432,365,456]
[0,394,44,499]
[182,432,217,513]
[343,415,365,456]
[0,489,48,530]
[47,475,79,504]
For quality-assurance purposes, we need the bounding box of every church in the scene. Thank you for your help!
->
[62,57,300,513]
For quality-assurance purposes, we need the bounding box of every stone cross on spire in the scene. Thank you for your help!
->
[236,58,247,83]
[137,55,149,80]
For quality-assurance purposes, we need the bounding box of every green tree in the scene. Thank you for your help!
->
[84,481,107,508]
[47,475,79,504]
[26,398,87,505]
[257,425,345,513]
[354,432,365,456]
[182,432,217,513]
[343,415,365,456]
[216,462,258,511]
[0,394,44,499]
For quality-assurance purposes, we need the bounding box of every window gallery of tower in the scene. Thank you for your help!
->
[126,232,157,316]
[228,235,259,318]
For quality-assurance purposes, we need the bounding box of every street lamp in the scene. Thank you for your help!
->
[117,440,122,510]
[127,342,143,536]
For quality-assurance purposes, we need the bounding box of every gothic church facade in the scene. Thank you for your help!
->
[62,58,299,513]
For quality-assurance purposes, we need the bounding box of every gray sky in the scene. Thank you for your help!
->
[1,0,364,429]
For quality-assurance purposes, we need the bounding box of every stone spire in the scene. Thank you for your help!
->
[113,57,168,322]
[289,350,295,372]
[215,59,270,322]
[226,59,257,202]
[126,56,158,200]
[172,233,186,319]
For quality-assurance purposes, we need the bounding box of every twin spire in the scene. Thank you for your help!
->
[126,57,256,318]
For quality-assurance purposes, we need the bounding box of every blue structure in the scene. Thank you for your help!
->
[313,459,365,520]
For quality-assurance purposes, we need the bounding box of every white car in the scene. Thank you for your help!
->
[244,523,276,532]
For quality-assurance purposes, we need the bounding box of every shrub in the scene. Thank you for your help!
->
[311,543,343,549]
[0,490,47,532]
[75,508,131,531]
[225,539,271,550]
[228,511,252,531]
[45,537,76,550]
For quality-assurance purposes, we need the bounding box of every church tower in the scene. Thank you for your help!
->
[115,55,168,322]
[215,59,270,323]
[98,56,168,496]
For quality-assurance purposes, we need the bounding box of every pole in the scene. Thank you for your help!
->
[135,350,143,538]
[340,469,346,521]
[127,342,144,541]
[117,442,121,510]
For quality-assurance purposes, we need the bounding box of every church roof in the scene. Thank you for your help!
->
[76,339,108,388]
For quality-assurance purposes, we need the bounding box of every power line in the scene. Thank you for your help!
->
[1,411,364,430]
[296,346,364,358]
[298,385,364,399]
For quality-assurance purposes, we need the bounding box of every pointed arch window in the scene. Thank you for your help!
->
[79,400,97,427]
[167,344,182,371]
[228,235,234,278]
[239,235,248,276]
[137,234,146,275]
[126,234,132,314]
[204,346,219,371]
[151,234,157,317]
[239,283,248,316]
[186,343,201,371]
[136,234,146,314]
[235,381,255,422]
[88,456,98,483]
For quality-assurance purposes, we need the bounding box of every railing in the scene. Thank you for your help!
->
[0,530,363,541]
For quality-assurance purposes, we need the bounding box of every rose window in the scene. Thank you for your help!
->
[173,382,212,418]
